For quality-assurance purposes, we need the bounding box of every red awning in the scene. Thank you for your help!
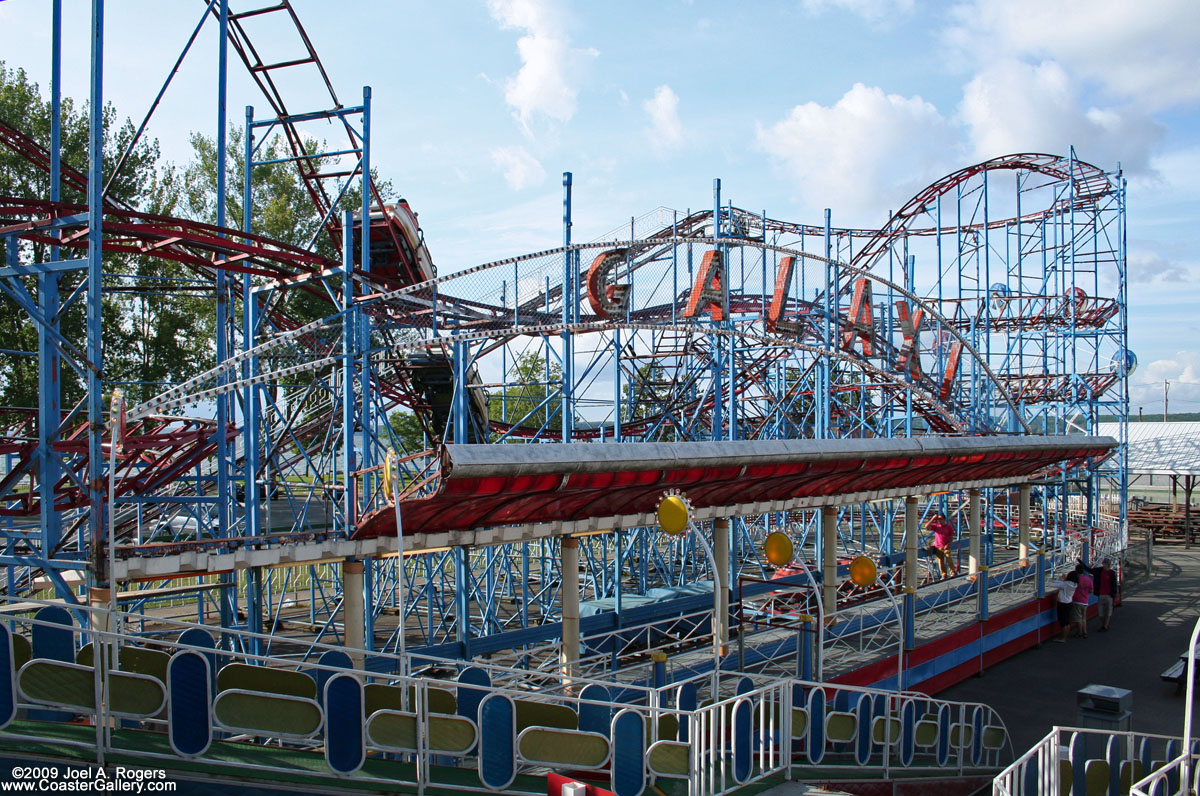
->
[354,435,1114,545]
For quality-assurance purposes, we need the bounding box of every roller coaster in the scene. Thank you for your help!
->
[0,2,1129,794]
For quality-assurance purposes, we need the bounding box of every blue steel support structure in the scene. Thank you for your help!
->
[85,0,105,598]
[38,1,64,577]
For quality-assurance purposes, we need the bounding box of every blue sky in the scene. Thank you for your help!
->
[1,0,1199,413]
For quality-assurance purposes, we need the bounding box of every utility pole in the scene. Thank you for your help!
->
[1165,380,1171,422]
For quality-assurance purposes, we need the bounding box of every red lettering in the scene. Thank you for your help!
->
[895,301,925,379]
[683,250,726,321]
[586,250,631,319]
[841,278,874,355]
[766,256,796,332]
[939,342,962,401]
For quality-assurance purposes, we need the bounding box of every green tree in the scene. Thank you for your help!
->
[488,350,562,433]
[386,410,427,454]
[0,61,190,407]
[182,126,395,327]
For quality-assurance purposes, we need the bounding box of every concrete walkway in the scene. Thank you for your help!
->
[941,544,1200,755]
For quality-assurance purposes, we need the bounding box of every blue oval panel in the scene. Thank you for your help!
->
[807,689,826,764]
[478,693,515,791]
[578,684,611,738]
[899,699,915,767]
[457,666,491,724]
[168,651,211,757]
[854,693,872,766]
[0,625,13,728]
[33,606,73,662]
[676,681,697,743]
[971,705,984,766]
[936,704,951,767]
[611,709,646,796]
[316,650,353,712]
[325,673,364,774]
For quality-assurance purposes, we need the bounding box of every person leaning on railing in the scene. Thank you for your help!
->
[1046,571,1077,643]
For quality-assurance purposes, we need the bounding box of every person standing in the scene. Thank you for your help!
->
[1089,558,1120,632]
[1047,571,1077,643]
[1071,563,1094,639]
[926,513,957,579]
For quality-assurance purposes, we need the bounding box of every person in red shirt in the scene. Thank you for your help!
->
[926,513,957,579]
[1088,558,1120,631]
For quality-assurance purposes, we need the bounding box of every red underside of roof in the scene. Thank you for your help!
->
[353,443,1109,540]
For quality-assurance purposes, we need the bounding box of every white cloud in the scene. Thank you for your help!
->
[487,0,598,130]
[490,145,547,190]
[756,83,959,223]
[643,85,685,152]
[959,60,1164,173]
[1131,351,1200,410]
[946,0,1200,113]
[1128,251,1192,284]
[801,0,914,25]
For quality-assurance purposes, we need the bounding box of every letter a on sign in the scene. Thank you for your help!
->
[841,278,873,355]
[683,250,727,321]
[766,256,796,332]
[586,250,632,319]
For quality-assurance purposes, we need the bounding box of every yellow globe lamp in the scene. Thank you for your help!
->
[656,494,690,535]
[849,556,878,588]
[763,532,794,567]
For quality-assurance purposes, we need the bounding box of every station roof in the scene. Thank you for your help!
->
[354,435,1115,550]
[1097,422,1200,476]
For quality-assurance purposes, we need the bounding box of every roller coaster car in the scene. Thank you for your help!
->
[351,200,436,288]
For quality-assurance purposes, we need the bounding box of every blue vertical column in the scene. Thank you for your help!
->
[561,173,573,443]
[241,105,263,646]
[711,179,723,440]
[39,0,64,569]
[357,88,373,507]
[818,209,832,439]
[86,0,106,593]
[213,0,237,636]
[341,213,356,536]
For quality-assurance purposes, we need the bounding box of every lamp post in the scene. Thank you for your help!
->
[657,493,723,696]
[385,450,407,678]
[849,555,906,691]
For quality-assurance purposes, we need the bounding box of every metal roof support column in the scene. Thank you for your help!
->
[560,536,580,681]
[1018,484,1032,567]
[714,518,730,653]
[343,559,365,667]
[821,506,838,622]
[454,546,471,652]
[903,496,918,651]
[968,488,981,578]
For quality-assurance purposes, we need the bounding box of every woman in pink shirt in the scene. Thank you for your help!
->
[1070,563,1093,639]
[926,514,957,579]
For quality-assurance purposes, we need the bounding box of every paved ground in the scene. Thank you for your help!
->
[941,543,1200,755]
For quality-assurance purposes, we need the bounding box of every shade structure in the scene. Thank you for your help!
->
[355,435,1115,550]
